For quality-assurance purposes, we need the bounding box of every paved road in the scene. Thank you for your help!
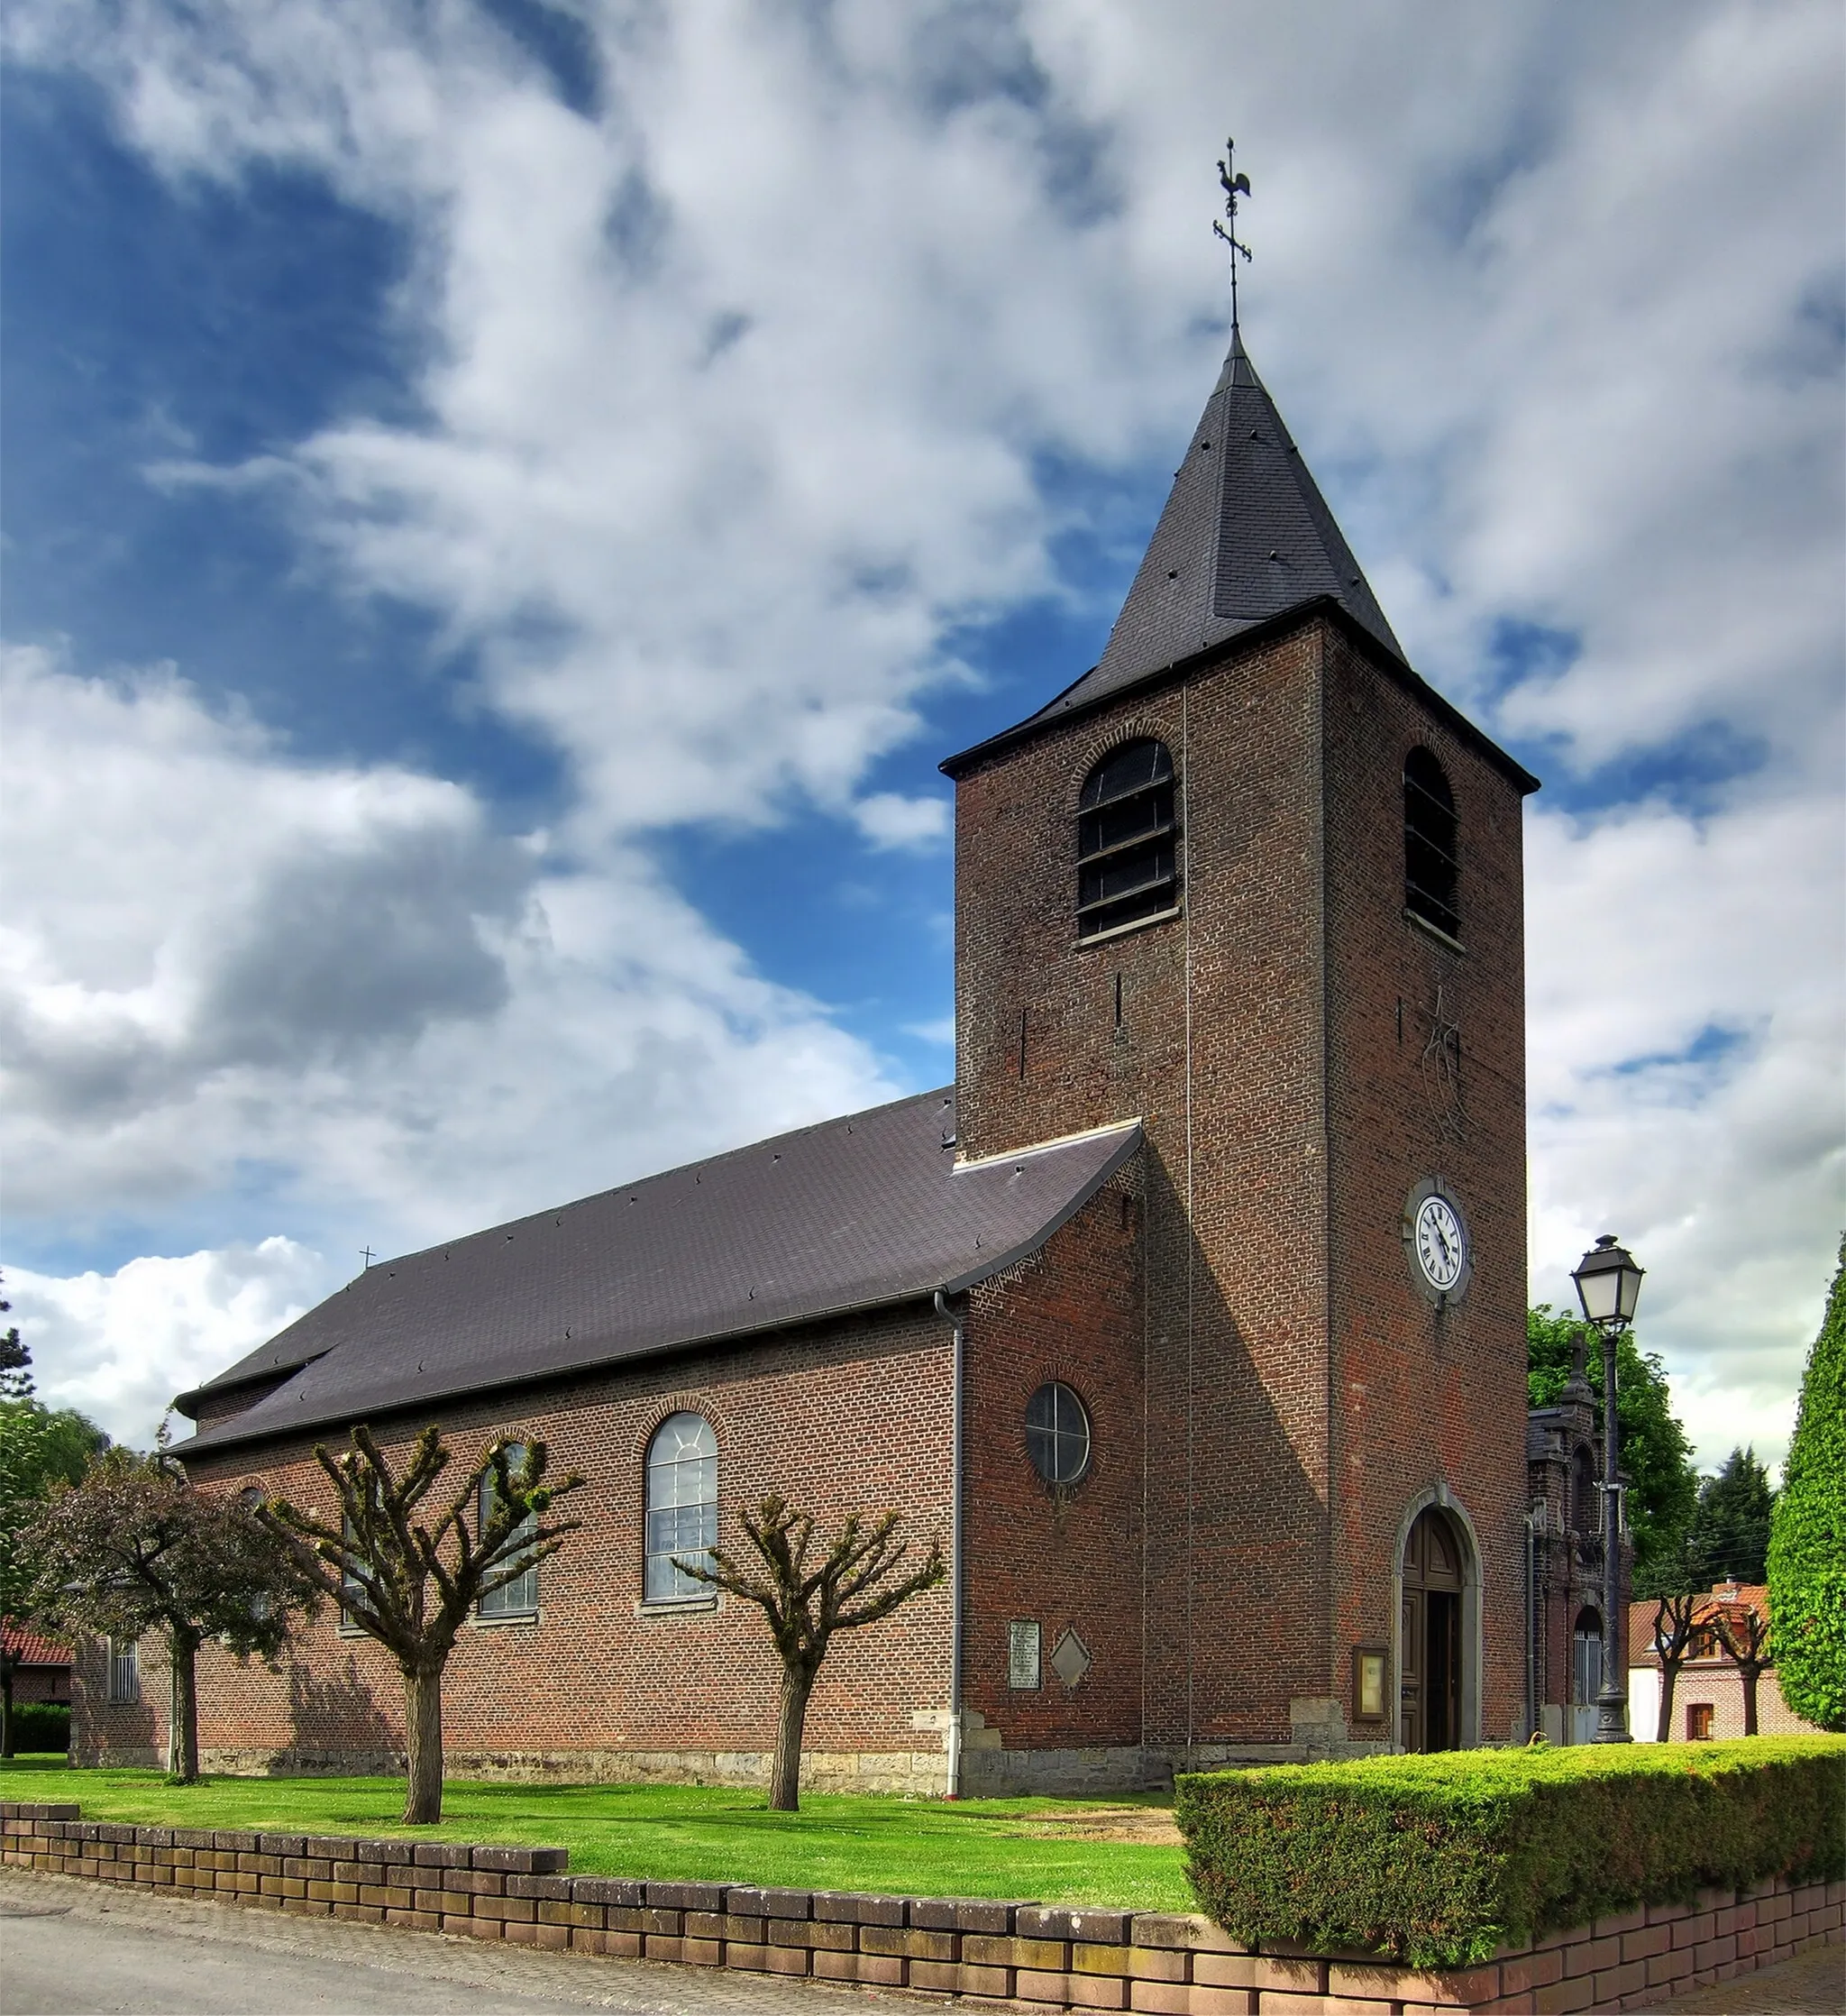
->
[0,1870,922,2016]
[1632,1940,1842,2014]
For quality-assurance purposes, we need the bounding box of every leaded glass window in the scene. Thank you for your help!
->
[645,1413,717,1601]
[340,1511,369,1628]
[480,1443,539,1618]
[1024,1382,1091,1486]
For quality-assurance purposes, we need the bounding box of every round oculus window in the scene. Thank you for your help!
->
[1025,1381,1092,1486]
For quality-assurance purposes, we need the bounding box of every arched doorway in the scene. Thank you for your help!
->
[1401,1507,1465,1751]
[1570,1608,1604,1746]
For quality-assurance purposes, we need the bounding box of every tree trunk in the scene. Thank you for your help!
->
[168,1631,201,1782]
[1,1668,14,1760]
[1740,1666,1760,1737]
[767,1664,815,1812]
[402,1663,444,1825]
[1656,1656,1681,1743]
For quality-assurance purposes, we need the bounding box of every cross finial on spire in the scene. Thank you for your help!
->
[1213,137,1252,332]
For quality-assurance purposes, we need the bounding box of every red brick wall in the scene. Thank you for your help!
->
[962,1168,1146,1750]
[953,624,1333,1747]
[169,1307,956,1779]
[950,611,1531,1748]
[1320,626,1531,1744]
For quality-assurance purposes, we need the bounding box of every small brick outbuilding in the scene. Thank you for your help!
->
[87,325,1545,1791]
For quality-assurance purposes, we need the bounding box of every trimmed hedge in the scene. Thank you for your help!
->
[1769,1233,1846,1730]
[1175,1736,1846,1968]
[3,1702,69,1755]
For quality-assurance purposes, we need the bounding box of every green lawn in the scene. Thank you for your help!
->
[0,1760,1191,1911]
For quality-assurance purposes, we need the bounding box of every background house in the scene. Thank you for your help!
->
[1628,1582,1821,1742]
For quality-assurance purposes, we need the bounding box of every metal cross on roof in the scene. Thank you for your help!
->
[1213,137,1253,331]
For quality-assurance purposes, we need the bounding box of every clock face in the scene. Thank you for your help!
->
[1414,1193,1467,1291]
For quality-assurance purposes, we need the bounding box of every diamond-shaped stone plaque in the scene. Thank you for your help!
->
[1048,1627,1091,1690]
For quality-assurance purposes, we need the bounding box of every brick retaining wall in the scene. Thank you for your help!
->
[3,1803,1839,2012]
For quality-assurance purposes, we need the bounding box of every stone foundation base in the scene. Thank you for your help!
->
[179,1746,953,1796]
[962,1739,1393,1797]
[118,1738,1401,1798]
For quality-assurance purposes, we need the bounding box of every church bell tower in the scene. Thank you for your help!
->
[941,297,1538,1755]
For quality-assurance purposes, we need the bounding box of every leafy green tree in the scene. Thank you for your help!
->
[1687,1446,1776,1587]
[0,1288,107,1756]
[1768,1237,1846,1732]
[1528,1305,1699,1598]
[23,1444,315,1781]
[257,1426,583,1824]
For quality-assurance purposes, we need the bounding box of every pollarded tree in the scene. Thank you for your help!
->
[679,1493,945,1811]
[1713,1599,1773,1737]
[1646,1590,1707,1745]
[1768,1236,1846,1732]
[23,1444,314,1780]
[256,1425,582,1824]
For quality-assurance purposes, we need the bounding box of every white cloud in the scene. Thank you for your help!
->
[2,1,1840,1468]
[1525,789,1845,1473]
[5,1241,330,1450]
[0,645,897,1266]
[854,793,953,851]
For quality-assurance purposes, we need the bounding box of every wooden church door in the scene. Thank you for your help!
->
[1400,1507,1464,1751]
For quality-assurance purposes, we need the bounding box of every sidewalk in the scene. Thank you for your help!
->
[0,1866,908,2015]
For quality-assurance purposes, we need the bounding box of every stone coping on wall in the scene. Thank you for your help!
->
[3,1804,1840,2014]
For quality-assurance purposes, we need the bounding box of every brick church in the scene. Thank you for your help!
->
[87,324,1551,1791]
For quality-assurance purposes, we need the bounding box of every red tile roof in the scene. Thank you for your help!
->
[0,1620,71,1669]
[1628,1583,1768,1665]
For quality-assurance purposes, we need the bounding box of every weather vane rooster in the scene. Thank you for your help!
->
[1213,138,1252,331]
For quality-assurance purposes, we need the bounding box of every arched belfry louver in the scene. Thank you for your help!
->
[1077,738,1178,940]
[1403,747,1459,940]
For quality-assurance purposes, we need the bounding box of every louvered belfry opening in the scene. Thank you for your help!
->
[1077,738,1178,940]
[1403,746,1459,940]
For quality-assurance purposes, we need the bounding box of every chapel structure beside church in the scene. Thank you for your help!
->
[82,323,1566,1790]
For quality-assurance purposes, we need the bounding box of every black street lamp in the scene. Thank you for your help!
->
[1572,1233,1645,1743]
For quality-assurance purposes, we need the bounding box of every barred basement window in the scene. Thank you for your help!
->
[479,1442,539,1618]
[1403,747,1460,940]
[1077,738,1177,940]
[1025,1381,1092,1486]
[107,1636,140,1705]
[645,1413,717,1601]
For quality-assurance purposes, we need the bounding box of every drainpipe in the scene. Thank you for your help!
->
[1524,1503,1545,1740]
[934,1289,965,1798]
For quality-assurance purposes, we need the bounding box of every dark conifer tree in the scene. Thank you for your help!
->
[1687,1446,1776,1586]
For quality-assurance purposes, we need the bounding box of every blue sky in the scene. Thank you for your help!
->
[3,1,1841,1471]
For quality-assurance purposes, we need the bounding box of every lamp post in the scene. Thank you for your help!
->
[1572,1233,1645,1743]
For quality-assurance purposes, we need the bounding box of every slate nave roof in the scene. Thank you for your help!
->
[174,1090,1141,1456]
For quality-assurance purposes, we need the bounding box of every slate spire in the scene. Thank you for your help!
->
[1033,329,1403,726]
